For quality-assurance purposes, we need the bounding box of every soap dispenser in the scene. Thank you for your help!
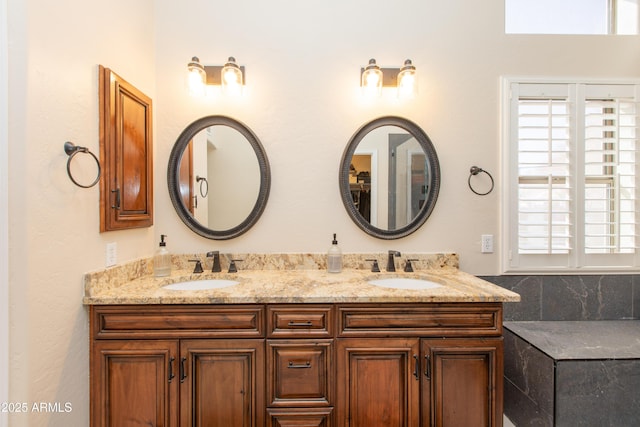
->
[327,233,342,273]
[153,234,172,277]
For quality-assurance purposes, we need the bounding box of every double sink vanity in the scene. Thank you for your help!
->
[85,253,519,427]
[87,114,520,426]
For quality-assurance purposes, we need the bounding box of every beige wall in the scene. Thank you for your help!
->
[6,0,640,425]
[154,0,640,274]
[7,0,155,425]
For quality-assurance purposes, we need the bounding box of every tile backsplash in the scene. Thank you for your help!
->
[481,274,640,321]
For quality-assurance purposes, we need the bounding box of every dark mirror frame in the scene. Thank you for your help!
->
[167,115,271,240]
[339,116,440,239]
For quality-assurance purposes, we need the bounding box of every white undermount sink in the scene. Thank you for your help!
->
[368,277,442,290]
[162,279,240,291]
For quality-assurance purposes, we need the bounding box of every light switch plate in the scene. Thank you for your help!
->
[106,242,117,267]
[481,235,494,253]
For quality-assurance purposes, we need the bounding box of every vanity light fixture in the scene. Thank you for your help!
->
[221,57,243,95]
[397,59,417,99]
[360,58,417,99]
[361,58,383,97]
[187,56,207,96]
[187,56,246,96]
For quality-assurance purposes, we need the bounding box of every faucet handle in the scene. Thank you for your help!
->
[404,259,419,272]
[228,259,243,273]
[365,259,380,272]
[189,259,204,274]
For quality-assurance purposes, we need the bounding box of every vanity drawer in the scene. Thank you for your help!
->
[267,339,333,407]
[267,305,333,338]
[91,304,265,339]
[337,303,502,337]
[267,408,333,427]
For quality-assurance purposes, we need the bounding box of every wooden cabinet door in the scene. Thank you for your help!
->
[91,340,178,427]
[421,338,503,427]
[99,65,153,231]
[335,338,420,427]
[180,339,265,427]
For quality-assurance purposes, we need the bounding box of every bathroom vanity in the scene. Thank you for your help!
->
[85,254,519,427]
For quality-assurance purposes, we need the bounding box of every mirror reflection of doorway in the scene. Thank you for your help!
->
[178,141,194,215]
[388,134,428,230]
[350,153,378,225]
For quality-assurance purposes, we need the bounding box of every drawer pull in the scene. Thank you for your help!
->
[288,360,312,369]
[287,320,313,327]
[413,354,419,379]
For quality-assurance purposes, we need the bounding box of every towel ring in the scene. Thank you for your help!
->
[468,166,494,196]
[64,141,101,188]
[196,175,209,198]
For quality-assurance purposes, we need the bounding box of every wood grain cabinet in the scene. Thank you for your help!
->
[90,305,265,427]
[99,65,153,231]
[90,303,503,427]
[335,337,502,427]
[334,304,503,427]
[266,305,334,427]
[92,339,179,427]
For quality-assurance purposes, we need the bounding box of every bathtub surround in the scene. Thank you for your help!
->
[482,274,640,321]
[483,275,640,426]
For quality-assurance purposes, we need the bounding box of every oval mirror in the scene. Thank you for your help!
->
[167,115,271,240]
[339,116,440,239]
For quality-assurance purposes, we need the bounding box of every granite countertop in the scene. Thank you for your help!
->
[83,253,520,305]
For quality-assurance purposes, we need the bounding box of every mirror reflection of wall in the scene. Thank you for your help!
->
[179,125,260,230]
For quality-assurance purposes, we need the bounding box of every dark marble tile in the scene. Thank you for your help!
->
[480,275,542,321]
[556,359,640,427]
[504,377,553,427]
[503,328,555,415]
[505,321,640,359]
[541,275,633,320]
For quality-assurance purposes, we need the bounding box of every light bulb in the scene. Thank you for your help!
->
[361,58,382,98]
[397,59,417,99]
[221,57,243,96]
[187,56,206,96]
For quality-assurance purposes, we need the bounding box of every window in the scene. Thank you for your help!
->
[503,79,640,271]
[505,0,639,35]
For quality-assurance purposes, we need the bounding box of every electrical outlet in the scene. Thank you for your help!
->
[481,234,494,253]
[106,242,117,267]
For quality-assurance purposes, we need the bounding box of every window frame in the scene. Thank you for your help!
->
[501,77,640,274]
[505,0,639,35]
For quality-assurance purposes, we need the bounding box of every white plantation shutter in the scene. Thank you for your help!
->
[505,80,640,271]
[517,98,572,255]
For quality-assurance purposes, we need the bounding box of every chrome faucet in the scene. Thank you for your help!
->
[206,251,221,272]
[387,250,401,272]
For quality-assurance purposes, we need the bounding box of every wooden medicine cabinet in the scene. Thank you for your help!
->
[99,65,153,231]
